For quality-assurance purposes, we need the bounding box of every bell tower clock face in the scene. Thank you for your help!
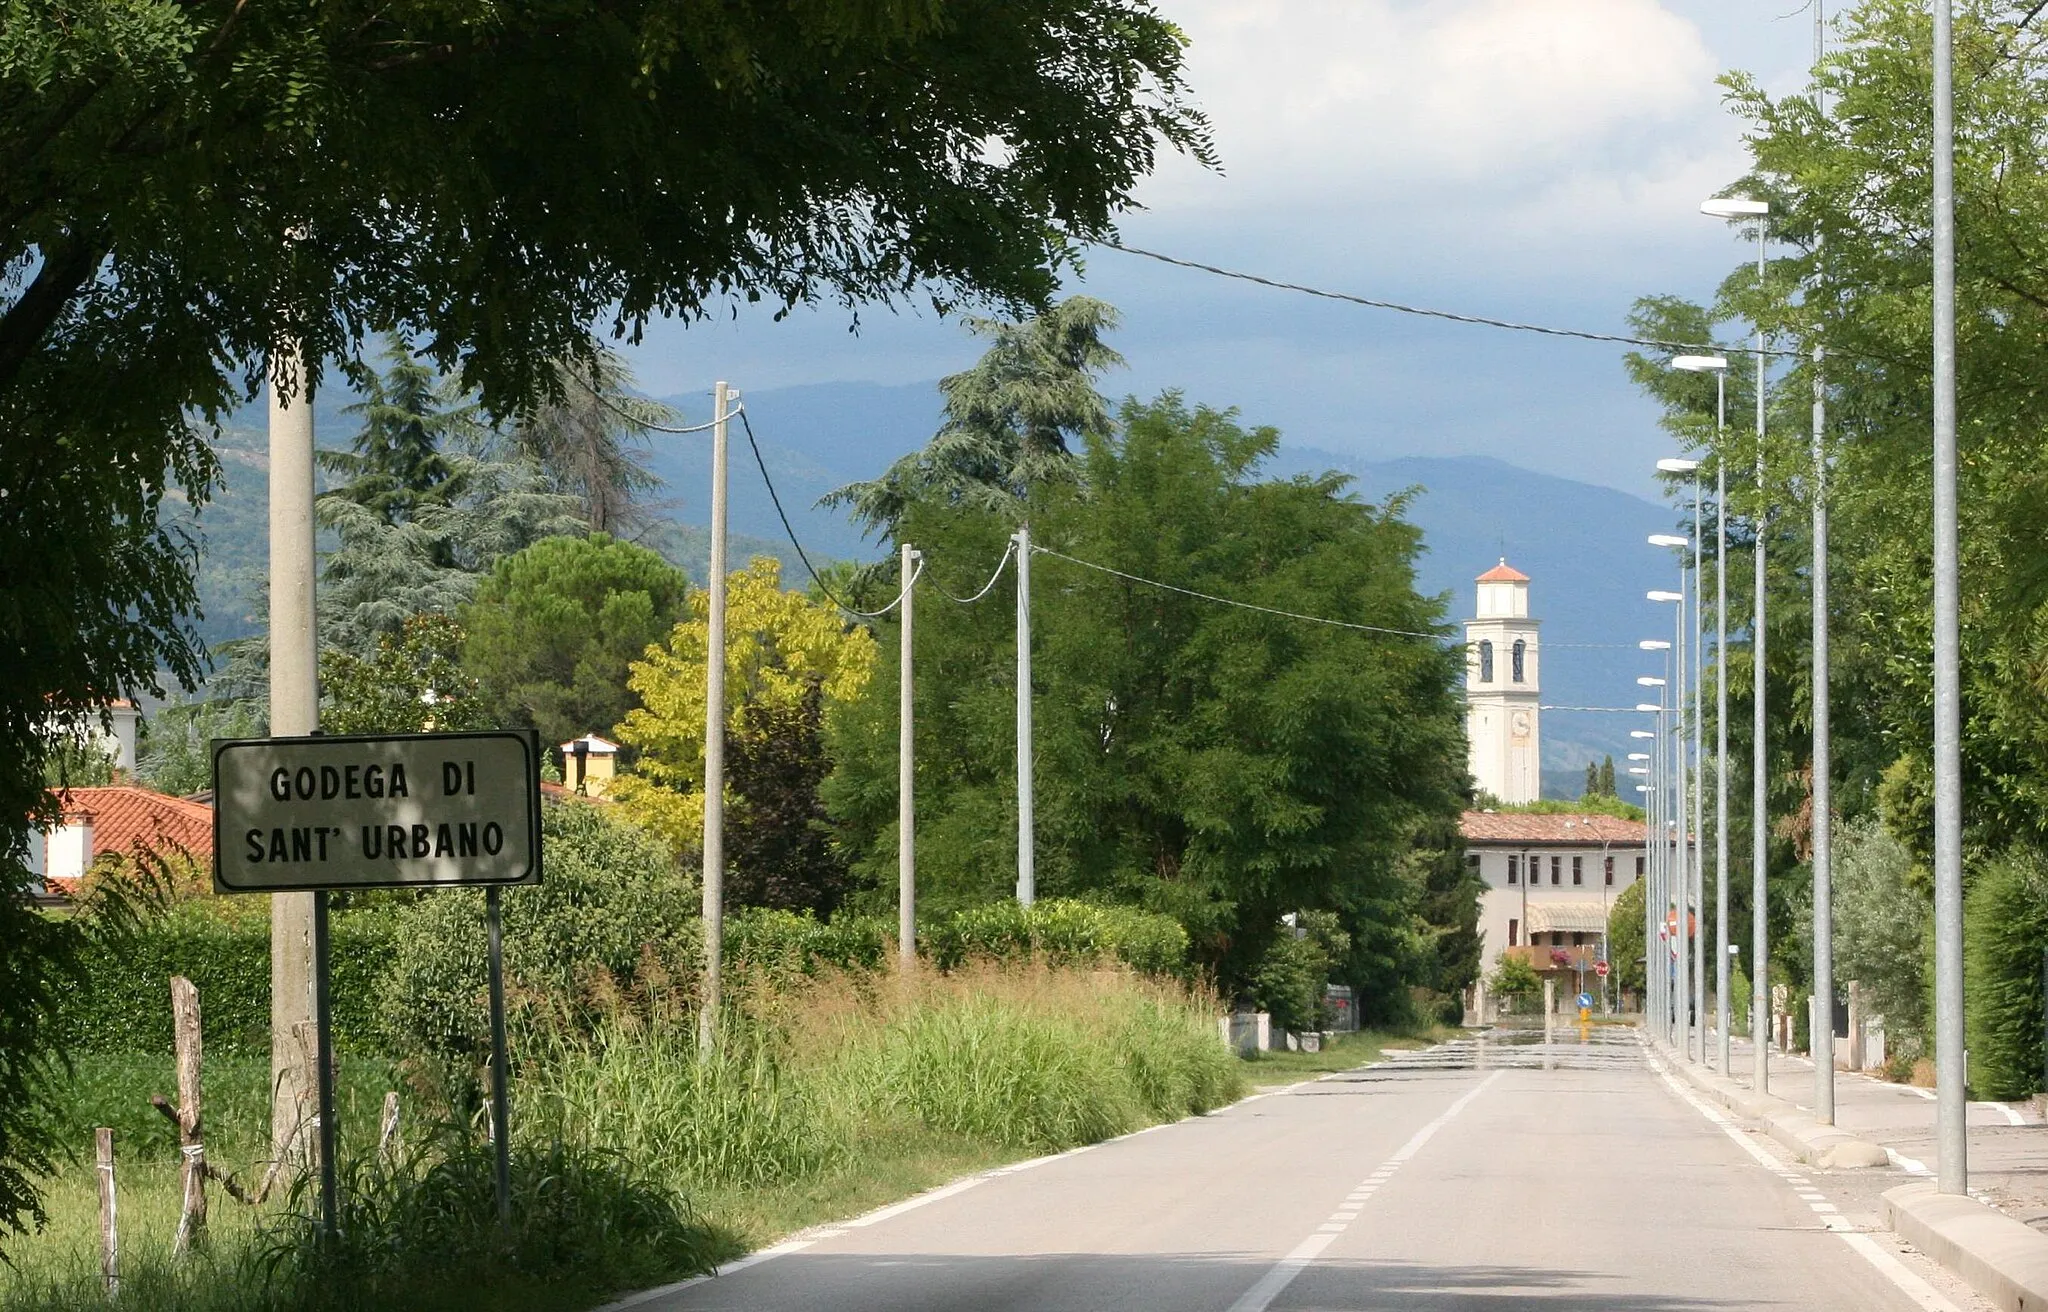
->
[1511,710,1531,738]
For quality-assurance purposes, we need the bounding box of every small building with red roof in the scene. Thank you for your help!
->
[33,784,215,894]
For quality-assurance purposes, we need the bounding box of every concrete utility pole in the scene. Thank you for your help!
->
[1931,0,1967,1196]
[899,542,920,974]
[268,345,318,1166]
[700,380,731,1050]
[1014,524,1035,906]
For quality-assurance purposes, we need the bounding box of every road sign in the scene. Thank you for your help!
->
[1595,959,1610,978]
[1577,992,1593,1010]
[213,730,542,892]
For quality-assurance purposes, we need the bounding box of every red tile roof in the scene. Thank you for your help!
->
[58,786,214,867]
[1459,810,1646,845]
[1476,559,1529,583]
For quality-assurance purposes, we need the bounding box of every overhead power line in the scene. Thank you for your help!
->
[735,408,919,619]
[1098,240,1804,358]
[1031,545,1448,640]
[928,541,1016,605]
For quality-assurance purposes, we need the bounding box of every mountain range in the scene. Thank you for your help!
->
[183,380,1682,796]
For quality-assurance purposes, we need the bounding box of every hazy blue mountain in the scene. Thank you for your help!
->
[190,380,1684,792]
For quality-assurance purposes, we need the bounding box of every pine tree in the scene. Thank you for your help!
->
[318,336,475,527]
[1599,755,1617,796]
[1584,762,1600,798]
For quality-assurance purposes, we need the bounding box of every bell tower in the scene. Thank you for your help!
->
[1465,559,1540,803]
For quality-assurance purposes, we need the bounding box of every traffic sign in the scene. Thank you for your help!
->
[1576,992,1593,1010]
[1595,959,1610,978]
[212,730,542,892]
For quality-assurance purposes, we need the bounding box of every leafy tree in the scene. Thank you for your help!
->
[1488,952,1541,1001]
[137,699,266,797]
[826,394,1467,1004]
[1606,879,1646,995]
[324,614,490,736]
[1832,817,1928,1064]
[726,685,851,916]
[318,337,474,529]
[615,558,876,873]
[831,297,1125,533]
[511,351,672,538]
[461,534,690,750]
[2,0,1210,1243]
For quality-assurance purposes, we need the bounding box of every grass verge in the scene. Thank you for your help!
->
[1239,1026,1463,1087]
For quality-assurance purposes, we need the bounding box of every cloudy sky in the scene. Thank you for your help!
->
[625,0,1826,498]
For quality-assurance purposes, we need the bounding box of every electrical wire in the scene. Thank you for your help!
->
[735,408,920,619]
[562,370,729,434]
[1097,241,1806,359]
[1030,545,1447,640]
[1540,705,1659,713]
[928,541,1016,604]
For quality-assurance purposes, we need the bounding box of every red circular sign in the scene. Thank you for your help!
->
[1595,960,1610,978]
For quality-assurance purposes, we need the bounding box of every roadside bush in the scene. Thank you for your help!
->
[726,907,890,977]
[921,898,1189,976]
[378,800,697,1065]
[1834,817,1930,1061]
[1965,846,2048,1100]
[1251,932,1331,1034]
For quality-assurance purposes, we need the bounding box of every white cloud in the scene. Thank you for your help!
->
[1143,0,1721,210]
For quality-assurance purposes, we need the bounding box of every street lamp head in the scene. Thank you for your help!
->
[1636,676,1666,687]
[1627,753,1650,762]
[1635,702,1663,713]
[1700,196,1770,219]
[1647,590,1684,603]
[1657,457,1702,473]
[1639,639,1671,651]
[1628,767,1649,776]
[1630,730,1655,739]
[1671,355,1729,373]
[1648,534,1689,548]
[1635,784,1652,794]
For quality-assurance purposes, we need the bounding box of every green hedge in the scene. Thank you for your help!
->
[922,898,1189,976]
[1965,847,2048,1100]
[56,902,395,1056]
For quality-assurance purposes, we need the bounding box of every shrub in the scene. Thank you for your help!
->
[726,907,889,977]
[1251,933,1332,1034]
[1964,847,2048,1099]
[378,801,697,1065]
[1833,817,1929,1061]
[921,899,1189,976]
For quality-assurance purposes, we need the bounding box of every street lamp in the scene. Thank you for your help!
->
[1637,688,1670,1040]
[1648,585,1687,1053]
[1703,192,1773,1095]
[1673,355,1733,1075]
[1652,522,1702,1062]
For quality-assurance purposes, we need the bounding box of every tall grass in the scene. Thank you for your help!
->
[523,961,1243,1196]
[6,959,1237,1310]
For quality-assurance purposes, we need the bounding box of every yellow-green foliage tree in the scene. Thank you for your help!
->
[615,559,875,910]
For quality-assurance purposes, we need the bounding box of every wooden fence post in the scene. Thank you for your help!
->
[95,1127,118,1297]
[171,975,206,1254]
[378,1092,400,1164]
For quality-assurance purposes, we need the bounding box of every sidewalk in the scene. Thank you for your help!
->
[1709,1037,2048,1229]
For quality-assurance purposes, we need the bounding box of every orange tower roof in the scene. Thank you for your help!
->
[1476,558,1529,583]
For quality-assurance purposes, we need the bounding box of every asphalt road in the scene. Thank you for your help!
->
[628,1027,1989,1312]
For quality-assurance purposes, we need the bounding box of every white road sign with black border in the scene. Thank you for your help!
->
[212,730,542,892]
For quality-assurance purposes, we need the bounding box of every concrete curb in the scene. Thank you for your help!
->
[1885,1181,2048,1312]
[1650,1039,1888,1169]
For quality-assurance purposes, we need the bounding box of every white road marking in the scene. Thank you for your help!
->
[1223,1070,1504,1312]
[1647,1052,1962,1312]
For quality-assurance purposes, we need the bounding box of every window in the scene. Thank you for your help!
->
[1604,855,1615,886]
[1466,853,1482,879]
[1512,639,1527,683]
[1572,856,1583,886]
[1478,640,1494,682]
[1508,918,1519,946]
[1636,855,1646,877]
[1507,855,1519,885]
[1572,932,1586,947]
[1550,856,1562,885]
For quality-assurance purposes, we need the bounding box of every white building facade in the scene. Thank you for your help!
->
[1464,561,1540,804]
[1463,811,1647,1009]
